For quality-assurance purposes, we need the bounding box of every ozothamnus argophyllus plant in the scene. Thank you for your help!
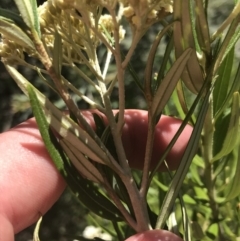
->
[1,0,240,240]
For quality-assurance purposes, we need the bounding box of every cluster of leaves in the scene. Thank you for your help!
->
[1,0,240,240]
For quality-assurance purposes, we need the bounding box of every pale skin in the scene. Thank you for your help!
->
[0,111,191,241]
[0,118,66,241]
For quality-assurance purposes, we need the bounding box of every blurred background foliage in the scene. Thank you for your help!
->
[0,0,240,240]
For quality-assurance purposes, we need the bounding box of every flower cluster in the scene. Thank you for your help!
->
[82,225,112,241]
[0,0,126,65]
[121,0,173,29]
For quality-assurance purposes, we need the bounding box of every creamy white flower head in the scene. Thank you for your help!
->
[83,225,112,241]
[99,14,126,42]
[38,0,125,63]
[120,0,173,29]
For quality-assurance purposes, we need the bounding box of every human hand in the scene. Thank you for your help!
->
[0,110,192,241]
[0,118,66,241]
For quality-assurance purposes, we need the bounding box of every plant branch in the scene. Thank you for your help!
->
[140,110,156,198]
[103,179,138,231]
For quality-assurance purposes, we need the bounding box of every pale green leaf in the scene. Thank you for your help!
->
[0,17,35,49]
[0,7,28,30]
[155,33,174,89]
[4,65,121,171]
[173,0,204,94]
[155,84,210,229]
[183,194,196,204]
[151,48,193,116]
[194,186,209,201]
[27,84,66,173]
[191,221,204,240]
[14,0,34,29]
[214,61,240,121]
[195,0,211,55]
[222,26,240,63]
[27,84,123,221]
[212,92,240,162]
[207,223,218,239]
[60,139,104,184]
[220,146,240,202]
[213,47,234,116]
[30,0,40,36]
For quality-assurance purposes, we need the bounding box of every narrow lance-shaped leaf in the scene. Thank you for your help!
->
[27,84,66,174]
[5,65,121,172]
[213,14,240,75]
[173,0,204,94]
[60,139,104,184]
[28,85,123,221]
[213,47,234,116]
[155,33,174,89]
[212,92,240,162]
[14,0,40,36]
[0,7,29,30]
[214,61,240,121]
[65,157,124,221]
[47,113,110,165]
[222,145,240,202]
[155,84,211,229]
[30,0,41,36]
[0,17,35,50]
[151,48,193,117]
[222,26,240,63]
[28,90,109,165]
[14,0,34,29]
[195,0,211,55]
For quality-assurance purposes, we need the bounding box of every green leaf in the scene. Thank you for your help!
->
[212,92,240,162]
[155,83,210,229]
[222,27,240,63]
[52,132,124,221]
[0,7,29,30]
[14,0,34,29]
[191,221,204,240]
[60,139,104,184]
[155,32,174,90]
[14,0,40,36]
[144,23,174,96]
[213,113,231,159]
[27,85,66,173]
[206,223,218,240]
[30,0,41,36]
[220,146,240,202]
[151,48,193,116]
[213,47,234,116]
[195,0,210,55]
[214,61,240,121]
[28,85,123,221]
[5,65,120,171]
[0,17,35,49]
[194,186,209,201]
[70,175,124,221]
[173,0,204,94]
[213,14,240,75]
[189,159,204,186]
[183,194,196,204]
